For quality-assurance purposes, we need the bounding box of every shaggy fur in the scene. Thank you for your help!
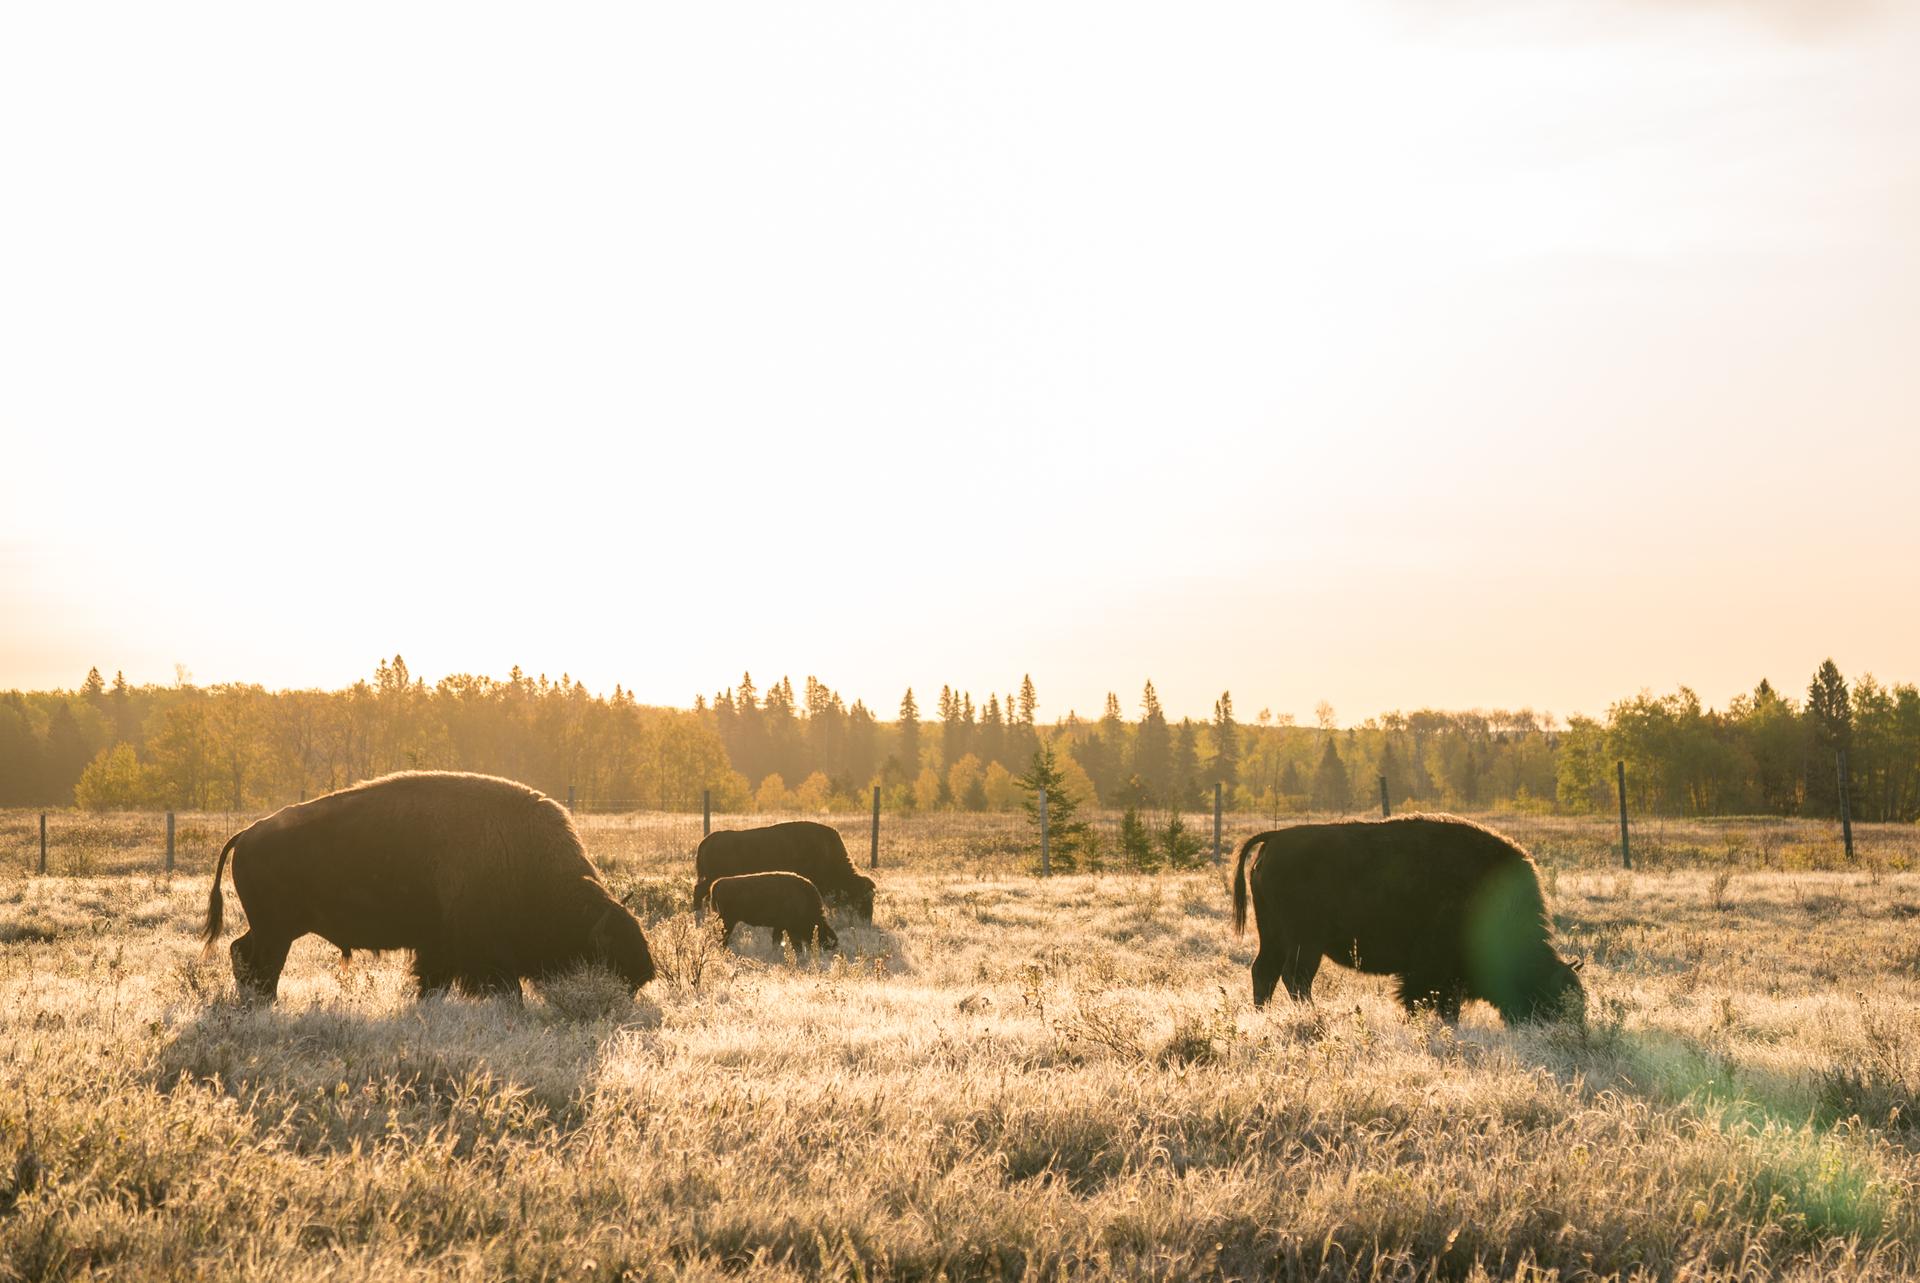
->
[694,821,875,921]
[1231,814,1584,1025]
[201,771,655,1002]
[708,872,841,960]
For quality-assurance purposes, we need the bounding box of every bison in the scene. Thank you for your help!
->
[694,821,875,921]
[1231,814,1584,1025]
[709,871,840,960]
[200,771,655,1002]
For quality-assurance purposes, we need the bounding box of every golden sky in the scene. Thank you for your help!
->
[3,2,1916,723]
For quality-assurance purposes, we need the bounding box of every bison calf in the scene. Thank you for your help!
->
[1232,814,1584,1025]
[694,821,875,921]
[708,872,840,961]
[201,771,655,1003]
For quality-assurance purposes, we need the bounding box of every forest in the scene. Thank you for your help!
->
[1,656,1915,823]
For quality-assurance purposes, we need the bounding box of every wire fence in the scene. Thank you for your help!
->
[4,795,1909,880]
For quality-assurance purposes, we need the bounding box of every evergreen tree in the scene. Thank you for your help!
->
[1017,742,1092,873]
[81,667,105,703]
[1806,659,1852,816]
[1008,676,1040,766]
[1134,680,1172,802]
[1807,660,1852,749]
[1118,805,1157,871]
[1172,717,1200,808]
[1208,691,1240,793]
[846,700,879,788]
[1311,738,1350,812]
[1277,760,1304,800]
[1158,809,1206,869]
[894,688,921,781]
[979,694,1006,767]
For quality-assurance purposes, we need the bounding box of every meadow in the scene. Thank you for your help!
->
[3,810,1920,1280]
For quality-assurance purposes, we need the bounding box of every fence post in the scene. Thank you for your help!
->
[38,814,47,875]
[702,789,711,837]
[165,812,175,874]
[870,785,881,870]
[1837,748,1855,861]
[566,784,575,811]
[1616,760,1632,870]
[1038,787,1050,877]
[1379,775,1390,818]
[1212,781,1223,865]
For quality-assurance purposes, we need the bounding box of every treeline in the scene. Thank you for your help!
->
[1554,661,1920,821]
[1,657,1914,822]
[0,659,736,812]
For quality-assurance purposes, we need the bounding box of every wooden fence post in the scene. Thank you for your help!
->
[870,785,881,870]
[165,812,175,874]
[1616,760,1632,870]
[1212,781,1223,865]
[702,789,711,838]
[1038,787,1050,877]
[1379,775,1390,818]
[566,784,575,811]
[1837,749,1855,861]
[38,814,47,875]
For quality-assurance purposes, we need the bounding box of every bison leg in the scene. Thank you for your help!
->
[1280,948,1321,1002]
[1394,971,1465,1022]
[230,931,291,1003]
[460,968,524,1005]
[1252,939,1318,1008]
[411,951,457,999]
[719,917,738,948]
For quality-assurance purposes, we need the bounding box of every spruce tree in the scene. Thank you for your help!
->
[1134,680,1171,802]
[1806,659,1852,816]
[1311,738,1350,812]
[1172,717,1199,808]
[1017,742,1091,873]
[895,689,921,782]
[1209,691,1239,793]
[1119,805,1157,871]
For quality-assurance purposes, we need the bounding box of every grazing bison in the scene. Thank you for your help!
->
[1231,814,1584,1025]
[694,821,875,921]
[201,771,655,1002]
[709,872,840,960]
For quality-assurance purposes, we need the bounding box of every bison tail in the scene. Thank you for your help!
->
[200,834,241,957]
[1231,833,1265,936]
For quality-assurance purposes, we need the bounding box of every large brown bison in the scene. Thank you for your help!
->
[201,771,655,1002]
[1231,814,1584,1025]
[694,821,875,920]
[709,872,840,960]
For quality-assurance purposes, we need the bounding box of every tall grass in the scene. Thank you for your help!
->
[4,857,1920,1279]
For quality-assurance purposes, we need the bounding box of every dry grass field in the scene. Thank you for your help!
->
[4,810,1920,1280]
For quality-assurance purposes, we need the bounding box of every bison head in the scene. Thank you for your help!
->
[840,874,875,923]
[1507,954,1586,1025]
[589,903,656,991]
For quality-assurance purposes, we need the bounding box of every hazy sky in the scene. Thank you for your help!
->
[4,2,1916,724]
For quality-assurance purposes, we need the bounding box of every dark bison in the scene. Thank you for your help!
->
[201,771,654,1002]
[709,871,840,960]
[694,821,875,921]
[1231,814,1584,1024]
